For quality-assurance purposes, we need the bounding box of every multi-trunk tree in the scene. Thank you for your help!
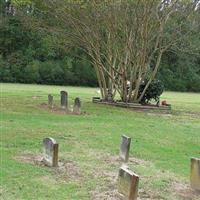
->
[8,0,200,102]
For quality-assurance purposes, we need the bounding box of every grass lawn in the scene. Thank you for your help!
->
[1,83,200,200]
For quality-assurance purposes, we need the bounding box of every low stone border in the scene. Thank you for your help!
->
[92,97,171,111]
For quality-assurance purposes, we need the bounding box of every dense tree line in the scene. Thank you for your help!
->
[0,15,97,87]
[0,1,200,92]
[159,51,200,92]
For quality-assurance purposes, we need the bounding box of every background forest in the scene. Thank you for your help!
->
[0,1,200,92]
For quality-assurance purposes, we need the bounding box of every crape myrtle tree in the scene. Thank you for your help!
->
[11,0,200,102]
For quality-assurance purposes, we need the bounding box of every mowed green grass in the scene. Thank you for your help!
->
[0,83,200,200]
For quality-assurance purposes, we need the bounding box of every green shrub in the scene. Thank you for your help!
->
[38,61,54,84]
[51,65,65,85]
[187,74,200,92]
[0,56,12,82]
[72,56,97,86]
[138,80,164,104]
[24,61,40,83]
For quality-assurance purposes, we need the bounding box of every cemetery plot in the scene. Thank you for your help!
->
[40,91,83,115]
[2,84,200,200]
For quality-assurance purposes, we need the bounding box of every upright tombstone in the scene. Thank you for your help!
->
[120,135,132,163]
[118,166,139,200]
[48,94,53,109]
[107,89,113,102]
[43,137,59,167]
[73,97,81,114]
[191,157,200,190]
[60,91,68,110]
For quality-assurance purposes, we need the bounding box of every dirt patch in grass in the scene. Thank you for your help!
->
[183,112,200,119]
[36,175,59,187]
[90,168,121,200]
[32,96,42,99]
[0,187,4,196]
[172,181,200,200]
[146,112,173,118]
[90,154,200,200]
[39,103,85,115]
[14,153,83,183]
[91,155,151,200]
[54,160,83,182]
[15,153,199,200]
[91,187,123,200]
[173,110,200,118]
[140,109,200,119]
[14,153,45,166]
[90,169,120,199]
[102,155,150,168]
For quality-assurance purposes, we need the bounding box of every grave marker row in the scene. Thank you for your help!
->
[118,135,200,200]
[118,135,139,200]
[41,134,199,200]
[47,91,81,114]
[42,135,139,199]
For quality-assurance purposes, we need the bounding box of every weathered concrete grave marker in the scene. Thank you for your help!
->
[191,157,200,190]
[43,137,59,167]
[120,135,131,163]
[48,94,53,109]
[118,166,139,200]
[73,97,81,114]
[60,91,68,110]
[107,89,113,102]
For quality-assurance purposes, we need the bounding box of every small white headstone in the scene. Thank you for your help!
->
[43,137,59,167]
[120,135,131,163]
